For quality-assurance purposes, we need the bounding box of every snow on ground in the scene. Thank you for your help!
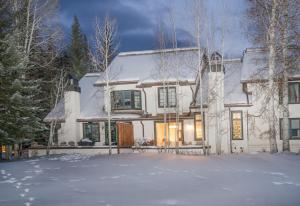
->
[0,153,300,206]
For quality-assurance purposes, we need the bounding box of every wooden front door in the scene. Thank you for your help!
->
[117,122,134,147]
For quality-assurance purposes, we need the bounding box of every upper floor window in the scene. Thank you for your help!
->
[158,87,176,108]
[111,90,142,110]
[289,82,300,104]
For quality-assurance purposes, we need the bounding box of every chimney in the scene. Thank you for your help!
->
[62,74,81,146]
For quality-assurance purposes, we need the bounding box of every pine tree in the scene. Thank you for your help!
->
[69,15,90,79]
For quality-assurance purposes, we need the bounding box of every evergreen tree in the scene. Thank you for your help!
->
[70,15,90,79]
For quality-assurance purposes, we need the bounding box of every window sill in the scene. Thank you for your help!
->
[112,110,143,114]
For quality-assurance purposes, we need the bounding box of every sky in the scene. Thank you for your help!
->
[59,0,252,58]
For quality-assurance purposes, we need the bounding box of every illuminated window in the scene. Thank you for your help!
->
[155,122,183,146]
[231,111,243,140]
[194,113,205,140]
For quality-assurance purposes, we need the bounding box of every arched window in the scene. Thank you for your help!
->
[210,52,224,73]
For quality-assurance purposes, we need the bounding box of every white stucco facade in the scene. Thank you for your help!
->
[45,47,300,154]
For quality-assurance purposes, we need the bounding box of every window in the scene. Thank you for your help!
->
[158,87,176,108]
[111,90,142,110]
[231,111,243,140]
[290,119,300,138]
[194,113,205,140]
[83,123,100,142]
[155,121,183,146]
[288,82,300,104]
[280,118,300,139]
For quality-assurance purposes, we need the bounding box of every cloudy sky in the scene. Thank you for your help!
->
[59,0,251,58]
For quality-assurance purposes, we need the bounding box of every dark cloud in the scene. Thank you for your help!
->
[59,0,251,55]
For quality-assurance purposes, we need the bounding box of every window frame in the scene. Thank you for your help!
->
[154,120,184,146]
[281,118,300,140]
[158,86,177,108]
[288,82,300,104]
[83,122,100,142]
[230,111,243,140]
[194,113,205,141]
[111,90,142,110]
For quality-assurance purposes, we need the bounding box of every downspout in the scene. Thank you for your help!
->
[141,88,147,142]
[246,110,249,153]
[229,107,232,153]
[140,121,145,140]
[142,88,147,115]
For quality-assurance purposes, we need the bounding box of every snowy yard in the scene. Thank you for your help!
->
[1,153,300,206]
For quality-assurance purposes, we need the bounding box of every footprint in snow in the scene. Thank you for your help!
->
[24,188,30,193]
[20,193,26,197]
[28,197,35,201]
[1,170,5,175]
[24,202,31,206]
[222,187,233,192]
[21,176,33,181]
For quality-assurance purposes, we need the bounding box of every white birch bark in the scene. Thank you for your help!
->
[268,0,279,153]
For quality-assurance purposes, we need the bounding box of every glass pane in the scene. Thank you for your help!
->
[195,114,202,121]
[291,119,300,129]
[83,123,92,139]
[159,88,166,107]
[195,121,203,140]
[134,91,141,109]
[289,83,300,103]
[123,91,131,108]
[232,112,242,140]
[91,123,100,142]
[168,88,176,107]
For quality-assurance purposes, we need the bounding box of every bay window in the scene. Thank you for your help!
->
[111,90,142,110]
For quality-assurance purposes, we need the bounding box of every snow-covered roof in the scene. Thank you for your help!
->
[195,59,248,106]
[44,73,103,122]
[94,47,198,86]
[241,48,300,82]
[224,60,248,105]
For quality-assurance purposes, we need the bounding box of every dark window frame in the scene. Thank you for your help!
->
[288,82,300,104]
[194,113,205,141]
[230,111,243,140]
[158,86,177,108]
[111,90,142,110]
[280,118,300,140]
[83,122,100,142]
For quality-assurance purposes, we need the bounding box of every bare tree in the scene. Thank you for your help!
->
[247,0,280,153]
[247,0,299,153]
[156,20,169,152]
[90,15,118,155]
[277,0,300,152]
[191,0,207,155]
[47,68,68,155]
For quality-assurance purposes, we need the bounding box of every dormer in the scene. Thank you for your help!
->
[210,52,224,73]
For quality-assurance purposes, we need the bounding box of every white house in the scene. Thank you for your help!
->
[44,47,300,154]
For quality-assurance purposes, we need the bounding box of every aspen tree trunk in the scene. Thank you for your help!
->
[281,0,290,152]
[268,0,278,153]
